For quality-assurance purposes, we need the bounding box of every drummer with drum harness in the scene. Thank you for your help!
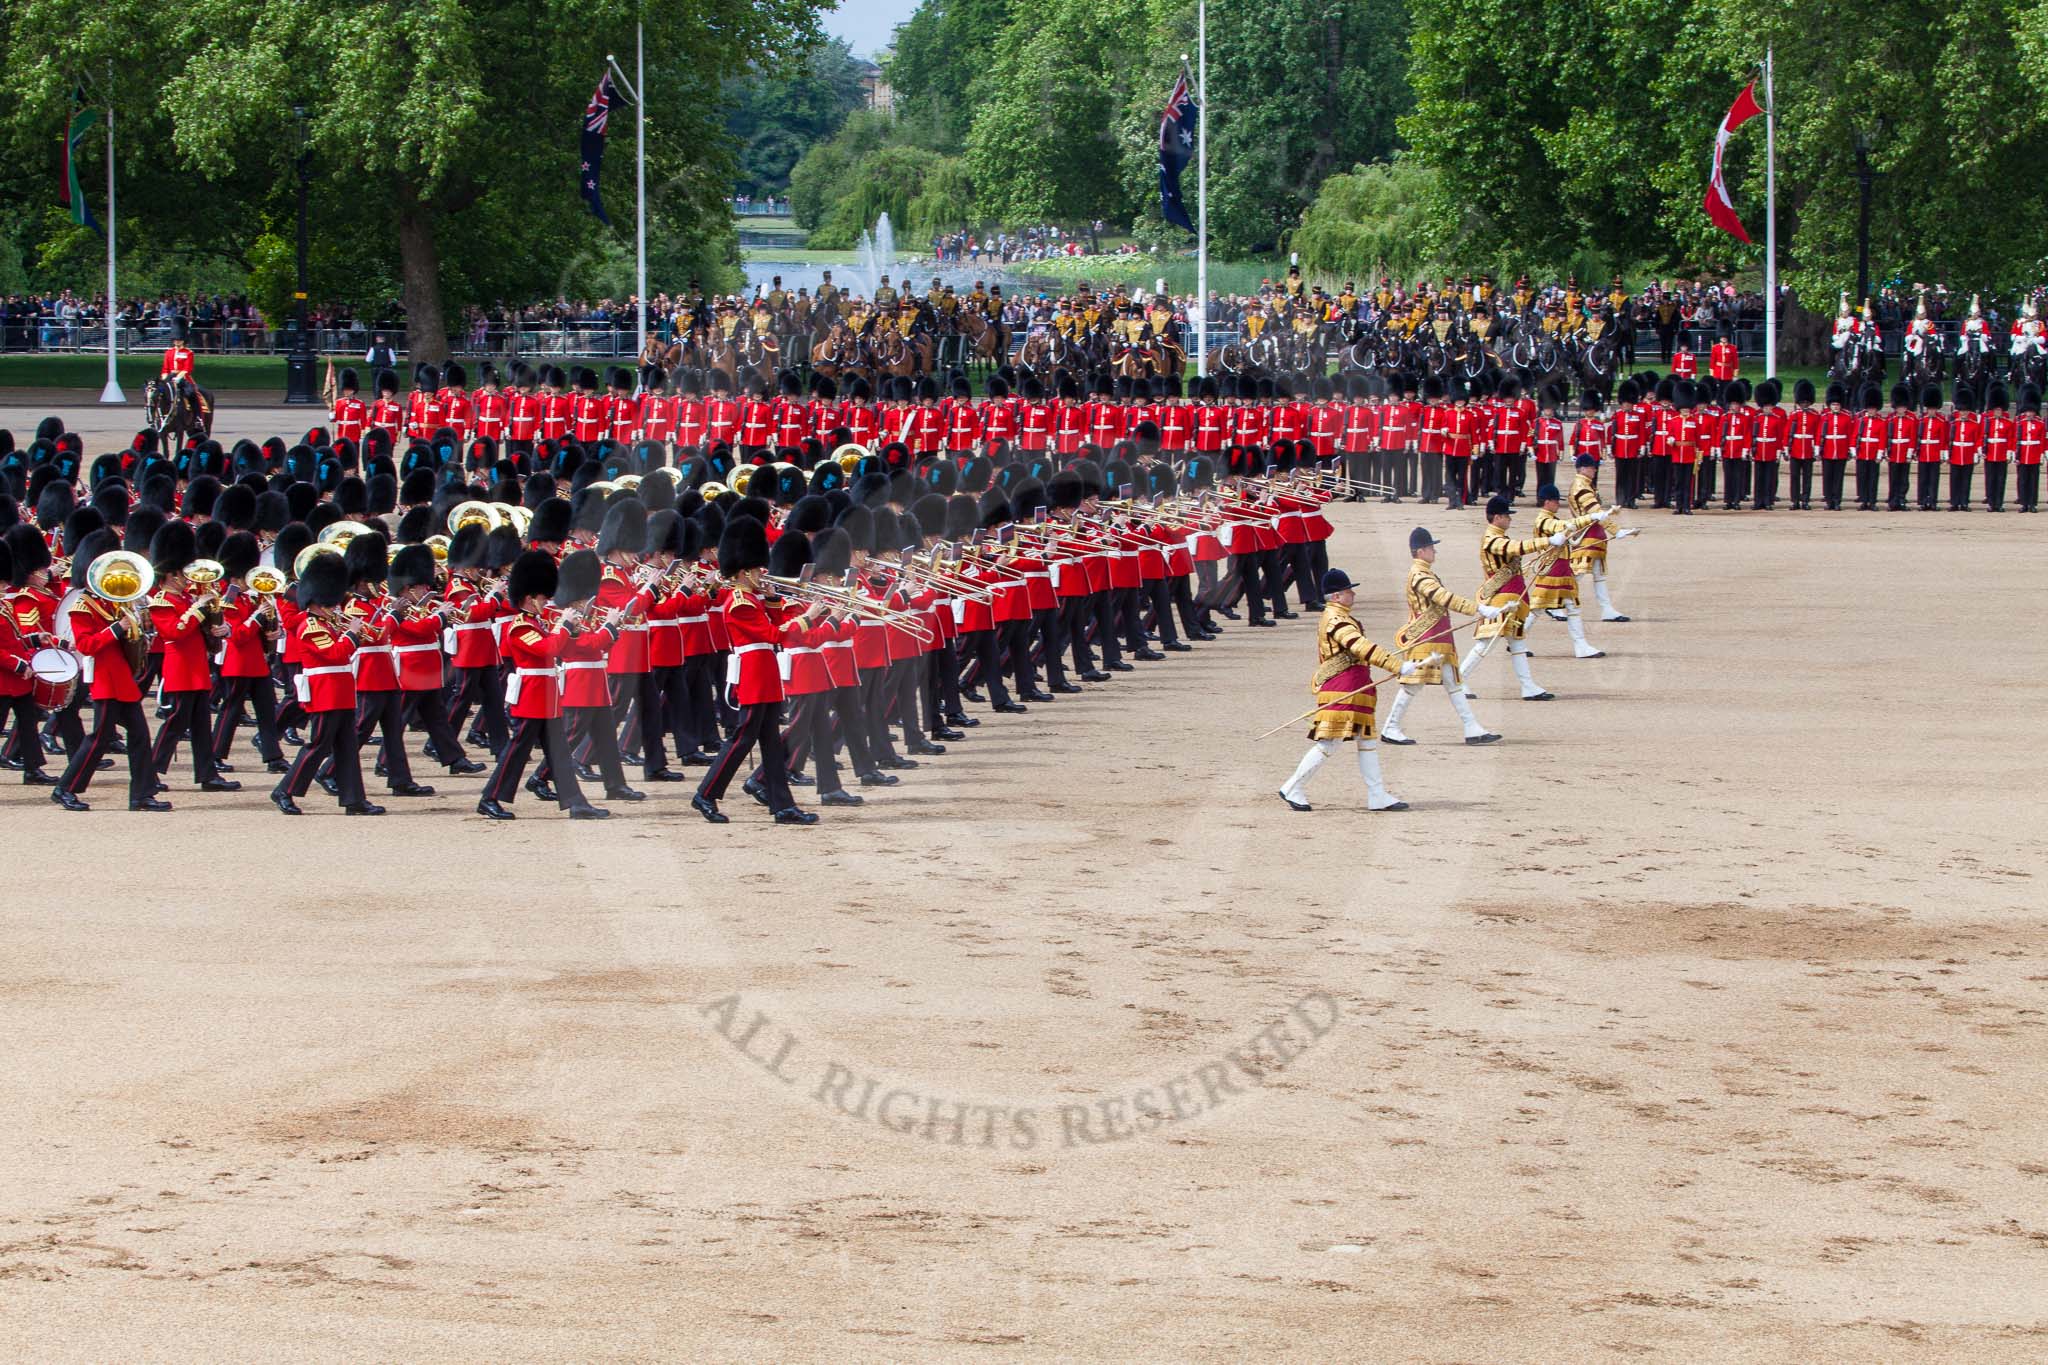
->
[1,524,68,786]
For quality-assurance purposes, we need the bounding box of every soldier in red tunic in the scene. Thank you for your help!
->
[144,522,239,794]
[330,367,368,445]
[0,527,56,786]
[692,514,815,825]
[52,532,164,810]
[476,551,607,820]
[2016,386,2045,513]
[1916,384,1948,511]
[536,548,631,812]
[270,551,376,816]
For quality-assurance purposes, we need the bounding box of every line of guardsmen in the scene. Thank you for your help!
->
[1563,374,2045,515]
[0,407,1348,817]
[303,357,2048,520]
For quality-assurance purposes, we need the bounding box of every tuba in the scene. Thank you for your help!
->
[87,550,155,675]
[293,541,345,579]
[445,500,504,536]
[318,520,375,549]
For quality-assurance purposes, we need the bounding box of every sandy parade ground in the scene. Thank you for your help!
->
[2,393,2045,1360]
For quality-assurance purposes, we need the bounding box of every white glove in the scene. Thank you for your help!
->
[1598,506,1619,521]
[1398,659,1420,679]
[1548,531,1568,547]
[1478,603,1505,620]
[1615,526,1642,540]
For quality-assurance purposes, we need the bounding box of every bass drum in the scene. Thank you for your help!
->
[50,587,86,646]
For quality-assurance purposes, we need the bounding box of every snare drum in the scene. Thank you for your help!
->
[29,647,80,710]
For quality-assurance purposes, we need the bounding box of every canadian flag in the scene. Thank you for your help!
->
[1703,82,1764,243]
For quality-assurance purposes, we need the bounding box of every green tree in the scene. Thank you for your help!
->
[906,156,977,238]
[965,0,1158,225]
[1292,159,1442,282]
[885,0,1014,150]
[787,109,897,231]
[1402,0,2048,298]
[1120,0,1410,254]
[725,37,866,198]
[4,0,818,359]
[812,144,943,248]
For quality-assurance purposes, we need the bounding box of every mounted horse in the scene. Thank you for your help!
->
[1571,330,1619,398]
[144,376,213,449]
[955,308,1008,373]
[810,321,861,385]
[1828,332,1885,392]
[1900,327,1945,392]
[730,321,780,392]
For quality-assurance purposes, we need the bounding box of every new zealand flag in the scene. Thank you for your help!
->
[1158,71,1198,234]
[580,71,616,225]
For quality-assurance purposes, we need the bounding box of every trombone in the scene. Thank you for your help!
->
[898,548,996,599]
[1291,464,1396,499]
[767,575,936,644]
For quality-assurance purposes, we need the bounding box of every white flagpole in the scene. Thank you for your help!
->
[1764,47,1776,381]
[607,36,648,365]
[100,61,123,405]
[1195,0,1208,380]
[635,21,647,362]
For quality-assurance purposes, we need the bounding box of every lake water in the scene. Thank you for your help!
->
[741,259,1050,300]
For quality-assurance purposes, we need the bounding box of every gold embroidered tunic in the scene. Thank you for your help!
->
[1568,472,1614,570]
[1394,559,1478,685]
[1528,508,1600,608]
[1308,602,1400,741]
[1474,525,1547,640]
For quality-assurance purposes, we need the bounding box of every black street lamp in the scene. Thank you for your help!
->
[283,103,318,403]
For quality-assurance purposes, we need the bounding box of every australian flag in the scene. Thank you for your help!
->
[580,71,616,225]
[1157,71,1198,234]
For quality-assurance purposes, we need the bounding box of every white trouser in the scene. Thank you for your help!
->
[1458,634,1494,688]
[1564,603,1601,657]
[1280,736,1399,809]
[1463,632,1545,698]
[1591,562,1623,619]
[1509,638,1544,696]
[1382,670,1488,741]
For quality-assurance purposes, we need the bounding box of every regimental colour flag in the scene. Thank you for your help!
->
[580,71,617,225]
[1157,71,1198,235]
[1703,81,1764,243]
[61,96,100,235]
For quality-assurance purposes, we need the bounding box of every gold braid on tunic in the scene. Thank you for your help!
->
[1309,603,1399,741]
[1528,508,1598,607]
[1476,525,1547,639]
[1395,560,1476,685]
[1569,473,1612,569]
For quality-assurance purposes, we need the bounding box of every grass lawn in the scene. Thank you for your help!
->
[739,246,860,266]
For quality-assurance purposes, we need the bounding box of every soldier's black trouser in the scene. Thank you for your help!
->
[1821,457,1848,509]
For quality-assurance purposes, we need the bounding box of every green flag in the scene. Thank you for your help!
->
[63,105,100,232]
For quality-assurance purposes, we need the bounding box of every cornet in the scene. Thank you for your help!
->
[245,565,290,596]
